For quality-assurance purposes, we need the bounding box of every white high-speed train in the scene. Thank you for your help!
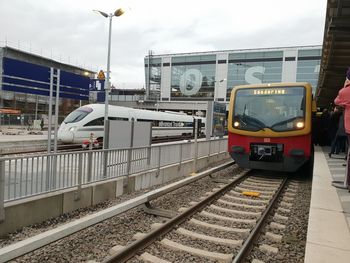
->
[58,104,205,144]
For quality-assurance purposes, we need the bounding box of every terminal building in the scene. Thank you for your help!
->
[0,46,94,125]
[113,45,322,115]
[140,45,321,112]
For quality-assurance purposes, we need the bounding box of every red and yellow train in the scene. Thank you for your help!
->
[228,82,316,173]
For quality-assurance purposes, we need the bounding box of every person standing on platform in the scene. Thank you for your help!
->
[328,106,342,157]
[40,118,44,131]
[334,67,350,190]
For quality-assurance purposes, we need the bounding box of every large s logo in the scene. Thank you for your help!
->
[245,66,265,84]
[179,69,202,96]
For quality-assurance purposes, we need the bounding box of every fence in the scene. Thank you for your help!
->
[0,114,66,129]
[0,138,228,203]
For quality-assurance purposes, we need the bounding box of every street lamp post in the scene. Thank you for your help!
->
[94,8,125,149]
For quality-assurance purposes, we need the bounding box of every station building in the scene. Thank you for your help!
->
[0,46,94,125]
[143,45,322,105]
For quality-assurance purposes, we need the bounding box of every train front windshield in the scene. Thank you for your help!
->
[63,107,93,124]
[233,86,305,132]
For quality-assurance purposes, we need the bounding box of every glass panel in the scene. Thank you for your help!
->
[232,86,305,132]
[298,49,321,57]
[63,107,93,123]
[172,56,186,63]
[296,57,320,94]
[171,60,216,99]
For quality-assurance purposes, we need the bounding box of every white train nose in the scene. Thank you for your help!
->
[58,131,74,143]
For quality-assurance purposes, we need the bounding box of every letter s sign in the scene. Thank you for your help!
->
[245,66,265,84]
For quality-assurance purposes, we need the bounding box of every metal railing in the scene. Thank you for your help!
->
[0,138,228,203]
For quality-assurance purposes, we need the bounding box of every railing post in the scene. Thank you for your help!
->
[87,151,93,183]
[218,138,221,155]
[178,143,183,170]
[51,155,57,189]
[103,120,110,179]
[75,153,83,201]
[207,139,211,163]
[46,156,51,191]
[127,148,132,176]
[193,119,198,174]
[157,146,161,177]
[86,134,93,182]
[147,146,151,167]
[0,158,5,222]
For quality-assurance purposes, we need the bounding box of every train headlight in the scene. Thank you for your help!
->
[69,126,77,132]
[296,121,304,129]
[233,121,240,127]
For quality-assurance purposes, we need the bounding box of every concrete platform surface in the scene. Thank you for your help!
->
[0,133,49,142]
[304,146,350,263]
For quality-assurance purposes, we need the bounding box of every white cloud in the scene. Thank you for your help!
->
[0,0,327,88]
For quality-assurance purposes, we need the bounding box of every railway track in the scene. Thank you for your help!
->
[103,171,291,263]
[0,163,305,263]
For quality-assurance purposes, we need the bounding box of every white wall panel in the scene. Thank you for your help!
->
[161,56,171,99]
[282,49,298,82]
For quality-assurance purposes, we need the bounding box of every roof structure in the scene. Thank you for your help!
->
[316,0,350,108]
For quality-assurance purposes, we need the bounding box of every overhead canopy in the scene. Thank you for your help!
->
[316,0,350,108]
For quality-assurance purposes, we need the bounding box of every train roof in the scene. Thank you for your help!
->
[79,104,203,122]
[232,82,311,89]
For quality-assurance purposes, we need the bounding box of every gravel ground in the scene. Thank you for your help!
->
[3,160,242,262]
[245,176,312,263]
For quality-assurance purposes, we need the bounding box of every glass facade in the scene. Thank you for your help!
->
[144,57,162,97]
[143,46,321,102]
[170,55,216,100]
[227,51,284,98]
[296,49,321,94]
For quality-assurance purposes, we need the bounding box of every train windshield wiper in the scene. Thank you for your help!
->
[270,116,303,129]
[236,114,266,131]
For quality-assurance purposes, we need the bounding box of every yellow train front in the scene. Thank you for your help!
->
[228,82,315,173]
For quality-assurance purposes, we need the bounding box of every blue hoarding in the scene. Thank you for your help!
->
[2,57,90,100]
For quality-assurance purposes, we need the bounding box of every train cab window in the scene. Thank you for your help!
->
[63,107,93,124]
[84,117,104,126]
[233,86,305,132]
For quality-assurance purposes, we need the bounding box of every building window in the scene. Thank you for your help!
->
[227,51,283,99]
[296,49,321,94]
[170,55,216,100]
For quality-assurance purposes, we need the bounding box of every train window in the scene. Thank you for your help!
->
[109,117,128,121]
[63,107,93,123]
[138,119,154,123]
[184,122,193,127]
[84,117,104,126]
[233,86,305,132]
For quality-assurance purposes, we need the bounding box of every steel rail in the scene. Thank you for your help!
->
[232,176,288,263]
[103,170,249,263]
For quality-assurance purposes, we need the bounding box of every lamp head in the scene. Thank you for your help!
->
[114,8,125,17]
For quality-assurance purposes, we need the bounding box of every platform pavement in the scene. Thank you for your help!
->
[304,146,350,263]
[0,131,52,143]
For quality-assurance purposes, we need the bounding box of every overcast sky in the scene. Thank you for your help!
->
[0,0,327,89]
